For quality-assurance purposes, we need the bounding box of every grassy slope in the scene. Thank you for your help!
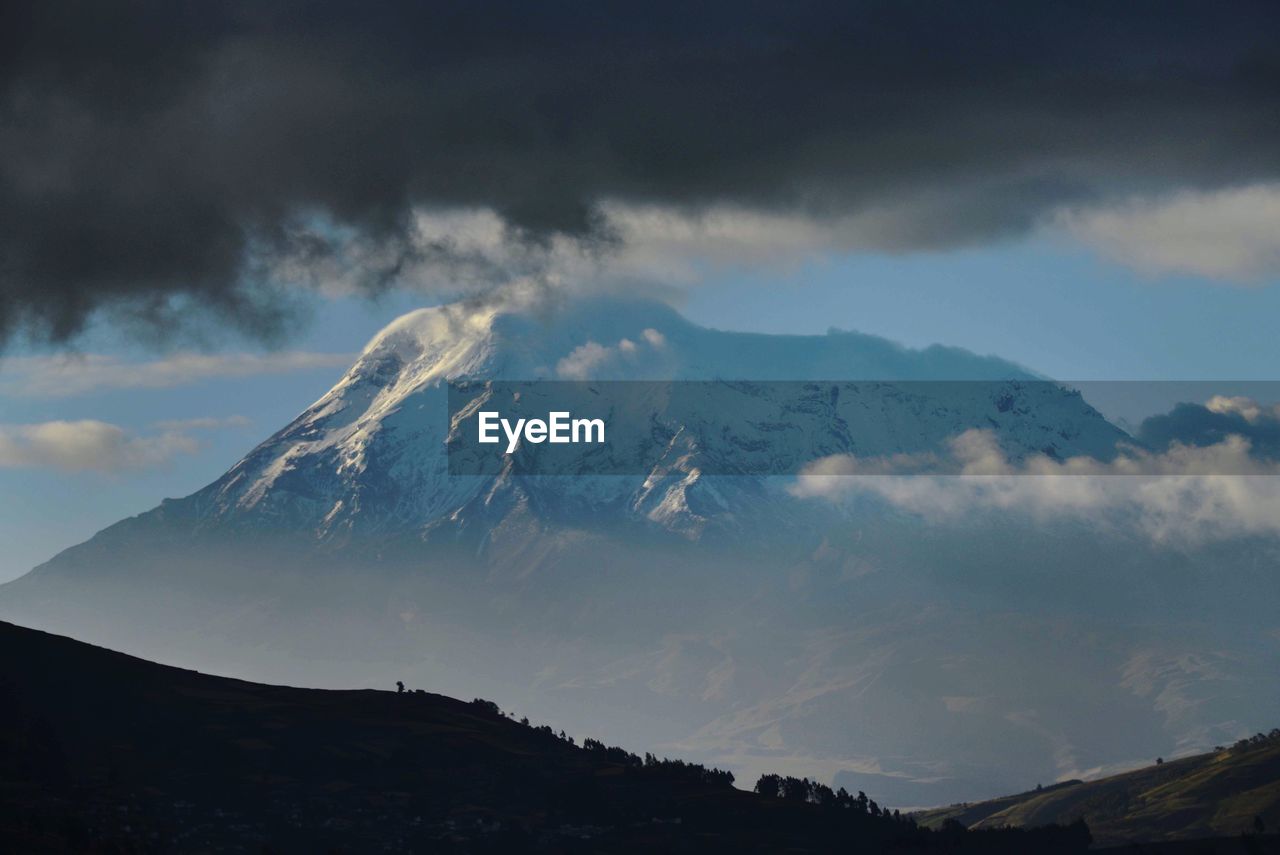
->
[915,740,1280,845]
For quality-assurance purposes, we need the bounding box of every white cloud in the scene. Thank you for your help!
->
[0,351,353,397]
[269,209,543,297]
[593,204,848,284]
[555,341,615,380]
[1055,183,1280,282]
[0,420,202,473]
[267,186,1280,296]
[269,199,1013,301]
[790,429,1280,545]
[554,327,669,379]
[641,328,666,348]
[1205,395,1279,424]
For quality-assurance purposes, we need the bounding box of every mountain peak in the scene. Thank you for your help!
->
[344,291,1040,391]
[9,292,1119,561]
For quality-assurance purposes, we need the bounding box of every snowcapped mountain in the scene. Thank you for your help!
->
[2,295,1270,809]
[140,294,1127,547]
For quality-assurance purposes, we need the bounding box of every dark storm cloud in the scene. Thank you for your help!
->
[3,0,1280,342]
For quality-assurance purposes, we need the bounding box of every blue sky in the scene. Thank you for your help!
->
[680,238,1280,381]
[2,239,1278,583]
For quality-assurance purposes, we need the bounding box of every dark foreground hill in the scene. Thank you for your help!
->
[0,621,1091,853]
[915,733,1280,847]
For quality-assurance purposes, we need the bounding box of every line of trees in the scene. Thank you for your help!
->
[1232,729,1280,753]
[443,690,1095,851]
[753,774,904,821]
[462,696,736,787]
[580,738,736,787]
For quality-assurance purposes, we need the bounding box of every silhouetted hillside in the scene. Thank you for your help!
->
[915,734,1280,847]
[0,621,1093,853]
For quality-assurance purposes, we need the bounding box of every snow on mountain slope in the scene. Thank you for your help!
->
[151,294,1129,547]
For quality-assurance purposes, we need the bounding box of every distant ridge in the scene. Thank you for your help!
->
[914,734,1280,846]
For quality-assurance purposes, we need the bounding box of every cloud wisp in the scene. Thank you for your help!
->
[555,326,667,379]
[4,1,1280,342]
[0,415,249,474]
[790,428,1280,546]
[1056,183,1280,282]
[0,351,353,397]
[0,421,185,473]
